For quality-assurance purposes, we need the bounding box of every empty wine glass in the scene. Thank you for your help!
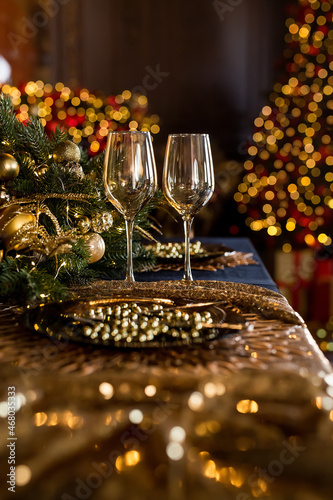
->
[162,134,215,281]
[103,131,157,282]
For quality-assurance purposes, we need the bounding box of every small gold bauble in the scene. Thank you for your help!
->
[82,232,105,263]
[34,164,49,177]
[0,205,36,249]
[76,216,91,234]
[64,161,85,180]
[91,211,114,233]
[0,153,20,182]
[53,140,81,164]
[0,187,11,205]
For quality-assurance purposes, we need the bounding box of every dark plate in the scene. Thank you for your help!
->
[20,290,245,350]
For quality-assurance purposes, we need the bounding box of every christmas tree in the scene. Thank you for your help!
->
[235,0,333,252]
[0,93,158,303]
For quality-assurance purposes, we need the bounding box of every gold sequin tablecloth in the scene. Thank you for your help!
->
[0,280,332,500]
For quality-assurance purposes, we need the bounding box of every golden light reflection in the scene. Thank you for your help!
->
[144,384,157,397]
[67,414,84,430]
[16,465,31,486]
[34,410,85,429]
[236,400,259,414]
[34,412,47,426]
[166,442,184,461]
[236,436,255,451]
[115,450,141,471]
[203,381,226,398]
[99,382,114,400]
[204,460,217,479]
[129,409,143,424]
[188,391,204,411]
[46,412,58,426]
[169,426,186,443]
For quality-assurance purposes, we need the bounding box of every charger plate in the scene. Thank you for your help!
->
[21,290,246,349]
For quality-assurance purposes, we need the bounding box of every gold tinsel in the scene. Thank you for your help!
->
[0,193,93,256]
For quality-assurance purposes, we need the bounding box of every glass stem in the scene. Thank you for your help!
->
[124,217,135,283]
[182,216,193,281]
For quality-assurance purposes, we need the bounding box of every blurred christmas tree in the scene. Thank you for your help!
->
[236,0,333,251]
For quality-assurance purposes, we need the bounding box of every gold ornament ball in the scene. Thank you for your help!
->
[0,188,10,205]
[34,164,49,177]
[53,140,81,164]
[83,232,105,263]
[0,205,36,249]
[0,153,20,182]
[91,211,114,233]
[77,216,91,234]
[65,161,85,180]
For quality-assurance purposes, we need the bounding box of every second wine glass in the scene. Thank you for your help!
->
[162,133,215,282]
[103,131,157,283]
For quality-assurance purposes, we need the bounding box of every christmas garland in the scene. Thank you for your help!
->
[0,93,159,304]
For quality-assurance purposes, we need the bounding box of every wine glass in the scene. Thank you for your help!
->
[162,134,215,281]
[103,131,157,282]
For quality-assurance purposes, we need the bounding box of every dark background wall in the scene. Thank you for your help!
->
[49,0,286,157]
[0,0,288,236]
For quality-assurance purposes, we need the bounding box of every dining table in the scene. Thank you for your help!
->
[0,237,332,500]
[141,237,279,292]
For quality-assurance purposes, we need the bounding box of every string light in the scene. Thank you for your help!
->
[0,82,160,156]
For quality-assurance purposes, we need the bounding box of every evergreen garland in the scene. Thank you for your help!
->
[0,94,158,304]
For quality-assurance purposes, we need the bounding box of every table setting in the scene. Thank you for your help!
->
[0,129,332,500]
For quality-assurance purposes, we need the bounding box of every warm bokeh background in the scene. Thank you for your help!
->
[1,0,285,152]
[1,0,333,357]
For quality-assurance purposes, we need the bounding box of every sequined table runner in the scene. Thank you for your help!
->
[0,280,332,500]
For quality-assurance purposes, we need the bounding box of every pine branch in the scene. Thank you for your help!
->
[16,115,51,164]
[0,94,20,151]
[0,258,69,304]
[50,126,68,148]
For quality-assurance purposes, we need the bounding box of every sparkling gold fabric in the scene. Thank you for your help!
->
[0,281,332,500]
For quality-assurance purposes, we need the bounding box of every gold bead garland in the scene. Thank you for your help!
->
[26,300,225,348]
[80,302,215,344]
[146,241,205,259]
